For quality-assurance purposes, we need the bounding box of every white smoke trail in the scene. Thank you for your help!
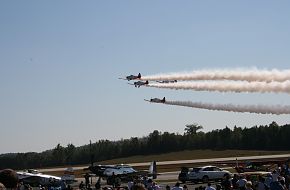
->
[147,81,290,94]
[163,100,290,115]
[141,68,290,82]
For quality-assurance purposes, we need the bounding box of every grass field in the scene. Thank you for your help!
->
[97,149,290,165]
[44,149,290,177]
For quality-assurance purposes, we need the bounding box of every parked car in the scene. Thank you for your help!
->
[178,165,231,183]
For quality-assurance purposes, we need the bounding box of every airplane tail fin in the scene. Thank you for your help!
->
[149,161,157,179]
[145,81,149,84]
[138,73,141,78]
[162,97,165,102]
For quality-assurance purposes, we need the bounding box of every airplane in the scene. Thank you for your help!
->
[144,97,166,103]
[17,169,61,186]
[119,73,141,81]
[233,158,290,173]
[156,80,177,83]
[85,161,157,185]
[128,80,149,88]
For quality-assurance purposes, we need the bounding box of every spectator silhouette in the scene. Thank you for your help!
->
[0,169,19,189]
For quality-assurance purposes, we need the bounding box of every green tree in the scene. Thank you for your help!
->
[184,123,203,135]
[52,144,65,165]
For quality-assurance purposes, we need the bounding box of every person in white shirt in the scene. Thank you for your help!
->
[237,175,247,190]
[171,182,183,190]
[205,183,216,190]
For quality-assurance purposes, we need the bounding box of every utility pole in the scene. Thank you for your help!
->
[89,140,94,185]
[90,140,94,166]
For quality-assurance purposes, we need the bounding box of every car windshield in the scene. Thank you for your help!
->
[190,167,201,172]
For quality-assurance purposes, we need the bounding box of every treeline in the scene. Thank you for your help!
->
[0,122,289,170]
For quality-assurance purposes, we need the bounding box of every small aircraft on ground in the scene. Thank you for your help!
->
[119,73,141,81]
[144,97,166,103]
[17,168,76,187]
[156,80,177,83]
[128,80,149,88]
[17,169,61,186]
[233,158,290,173]
[85,161,157,185]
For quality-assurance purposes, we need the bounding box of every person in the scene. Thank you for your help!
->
[25,183,32,190]
[237,175,247,190]
[270,180,284,190]
[79,181,85,190]
[272,170,280,182]
[95,177,101,190]
[205,183,216,190]
[142,176,148,188]
[0,183,5,190]
[131,183,146,190]
[87,183,92,190]
[18,181,25,190]
[183,185,188,190]
[66,185,73,190]
[221,173,232,190]
[147,179,153,190]
[265,173,272,188]
[171,182,183,190]
[84,173,90,188]
[256,176,266,190]
[245,181,253,190]
[111,172,116,188]
[279,179,287,190]
[128,180,134,190]
[114,176,121,188]
[0,169,19,189]
[60,181,67,190]
[151,182,161,190]
[216,184,222,190]
[232,174,240,190]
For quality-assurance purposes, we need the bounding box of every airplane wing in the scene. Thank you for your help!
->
[144,99,150,102]
[17,172,61,186]
[127,83,135,86]
[118,78,127,80]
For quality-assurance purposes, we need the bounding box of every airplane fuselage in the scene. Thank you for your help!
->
[103,165,137,176]
[150,97,166,103]
[126,73,141,81]
[133,81,148,87]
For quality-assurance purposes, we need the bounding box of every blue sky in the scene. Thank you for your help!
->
[0,1,290,153]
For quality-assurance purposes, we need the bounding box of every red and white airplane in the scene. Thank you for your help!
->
[119,73,141,81]
[144,97,166,103]
[128,80,149,88]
